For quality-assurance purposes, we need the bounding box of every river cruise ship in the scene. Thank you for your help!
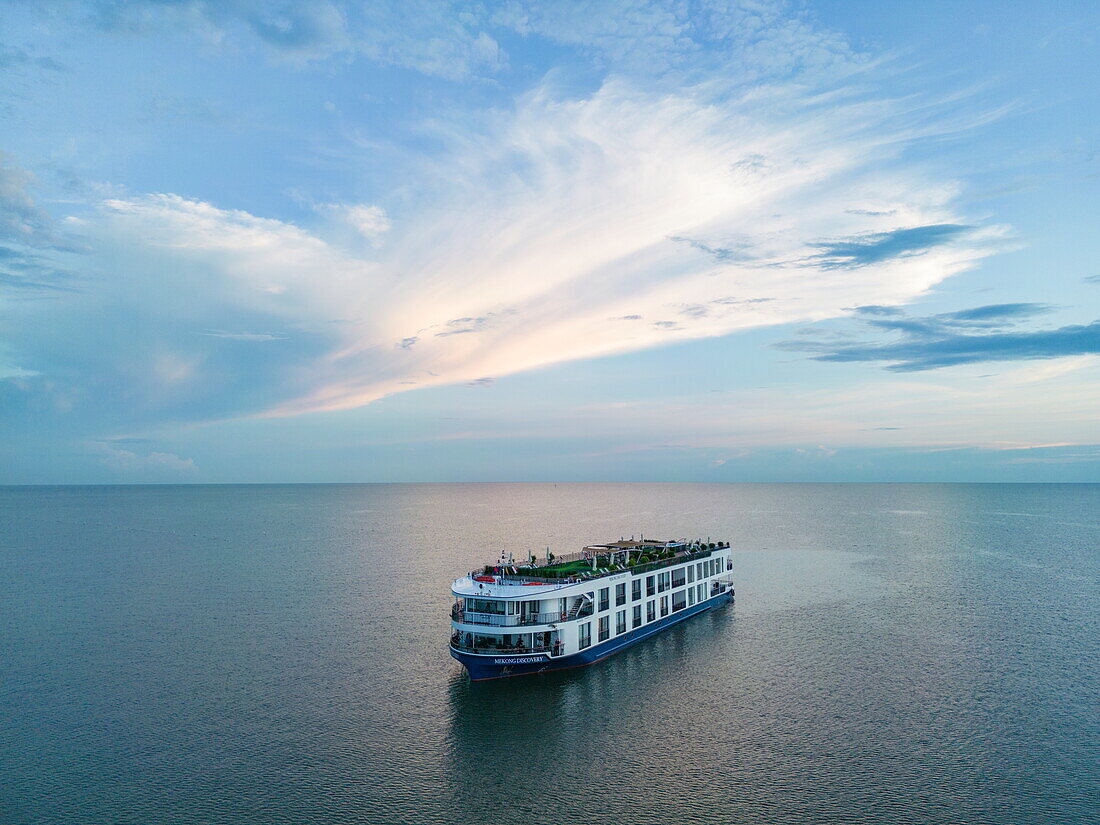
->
[450,538,734,680]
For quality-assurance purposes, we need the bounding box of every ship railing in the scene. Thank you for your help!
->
[451,607,565,627]
[500,575,571,586]
[450,635,565,657]
[626,547,718,576]
[521,544,686,570]
[710,577,735,596]
[466,546,724,586]
[467,572,573,586]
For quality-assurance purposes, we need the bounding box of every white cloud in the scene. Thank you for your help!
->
[97,442,198,474]
[270,76,994,415]
[412,355,1098,466]
[202,329,288,341]
[593,360,1100,453]
[0,363,38,379]
[494,0,862,79]
[86,0,504,78]
[316,202,391,242]
[64,0,873,83]
[3,2,1013,433]
[0,151,56,246]
[7,71,1001,425]
[96,193,380,328]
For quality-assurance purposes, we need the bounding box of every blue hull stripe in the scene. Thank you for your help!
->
[451,591,733,681]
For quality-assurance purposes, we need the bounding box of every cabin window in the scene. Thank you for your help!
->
[697,583,705,601]
[672,590,686,611]
[632,579,642,601]
[632,605,642,628]
[672,567,686,587]
[579,622,591,649]
[616,610,626,634]
[465,599,505,614]
[658,572,670,593]
[598,616,610,642]
[646,575,655,596]
[647,600,656,623]
[688,566,695,583]
[688,588,695,607]
[660,596,669,617]
[615,583,626,606]
[598,587,609,612]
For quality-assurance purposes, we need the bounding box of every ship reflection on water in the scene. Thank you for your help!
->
[443,608,738,824]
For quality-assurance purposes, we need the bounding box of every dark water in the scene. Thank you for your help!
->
[1,484,1097,824]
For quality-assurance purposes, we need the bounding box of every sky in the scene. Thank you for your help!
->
[1,0,1098,483]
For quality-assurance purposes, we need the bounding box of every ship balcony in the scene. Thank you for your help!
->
[450,605,565,627]
[710,577,735,596]
[450,631,564,657]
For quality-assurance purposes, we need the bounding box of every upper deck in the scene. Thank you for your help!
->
[452,537,730,597]
[451,576,568,598]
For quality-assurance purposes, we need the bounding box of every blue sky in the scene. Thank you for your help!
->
[1,0,1098,482]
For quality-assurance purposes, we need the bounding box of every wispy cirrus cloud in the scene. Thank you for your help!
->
[669,235,755,263]
[0,44,64,72]
[85,0,352,62]
[3,67,1002,426]
[547,354,1100,457]
[0,153,86,300]
[314,202,391,243]
[73,0,860,80]
[82,0,504,77]
[96,439,197,475]
[0,152,59,248]
[812,321,1100,371]
[784,303,1100,371]
[3,1,1014,433]
[201,329,288,341]
[806,224,972,270]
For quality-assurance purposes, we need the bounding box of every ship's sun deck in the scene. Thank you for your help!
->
[467,538,731,586]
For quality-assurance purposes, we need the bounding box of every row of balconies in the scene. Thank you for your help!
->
[450,632,565,657]
[450,605,566,626]
[452,583,733,629]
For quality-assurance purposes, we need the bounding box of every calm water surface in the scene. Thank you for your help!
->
[1,483,1097,824]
